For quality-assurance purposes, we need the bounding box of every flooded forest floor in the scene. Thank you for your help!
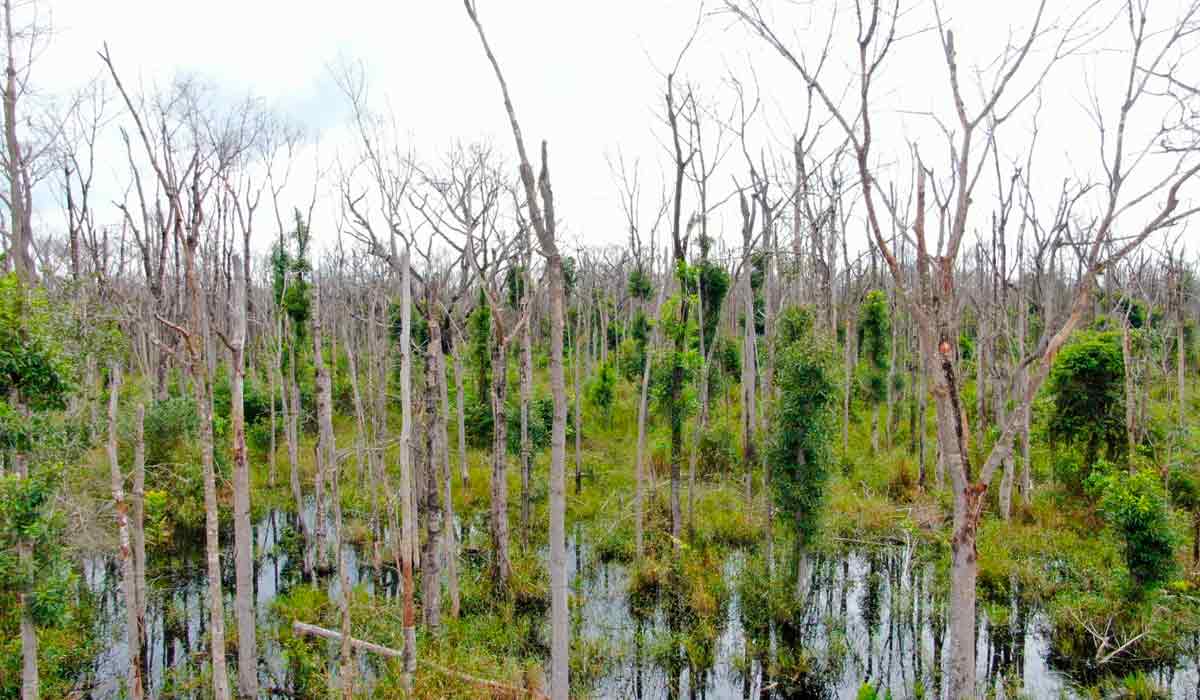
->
[43,374,1200,698]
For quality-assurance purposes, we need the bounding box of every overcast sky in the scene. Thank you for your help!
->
[30,0,1200,264]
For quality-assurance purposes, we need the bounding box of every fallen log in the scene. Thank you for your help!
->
[291,620,548,699]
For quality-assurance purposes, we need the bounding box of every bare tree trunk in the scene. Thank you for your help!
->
[741,252,757,504]
[345,322,368,489]
[843,313,856,456]
[454,340,469,489]
[574,310,583,495]
[13,396,37,700]
[4,0,33,284]
[544,243,570,700]
[438,322,461,618]
[422,313,444,630]
[1178,269,1187,436]
[132,403,149,683]
[1018,270,1032,506]
[193,280,229,700]
[1122,315,1138,456]
[108,364,145,700]
[229,254,258,699]
[269,321,279,488]
[885,297,899,450]
[688,274,707,536]
[520,294,533,549]
[287,338,309,579]
[398,248,417,687]
[489,336,513,587]
[634,329,653,561]
[313,286,333,572]
[330,401,354,700]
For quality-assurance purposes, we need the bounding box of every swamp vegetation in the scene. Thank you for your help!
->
[3,0,1200,698]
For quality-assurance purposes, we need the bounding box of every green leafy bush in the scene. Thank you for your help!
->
[1048,331,1126,466]
[1094,466,1178,590]
[696,419,737,479]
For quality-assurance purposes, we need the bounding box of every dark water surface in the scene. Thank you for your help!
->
[84,511,1200,698]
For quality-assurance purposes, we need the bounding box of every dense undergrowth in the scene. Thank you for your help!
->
[5,332,1200,699]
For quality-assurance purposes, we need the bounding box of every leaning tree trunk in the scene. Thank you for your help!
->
[230,255,257,700]
[107,364,145,700]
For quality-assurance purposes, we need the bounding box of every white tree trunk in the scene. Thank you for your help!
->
[454,342,469,489]
[230,254,257,699]
[398,248,417,686]
[107,364,145,700]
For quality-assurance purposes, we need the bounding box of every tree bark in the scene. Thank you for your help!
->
[398,248,417,687]
[313,286,334,572]
[520,285,533,549]
[454,339,469,489]
[132,403,148,684]
[438,320,461,618]
[489,336,512,587]
[422,311,444,630]
[230,254,258,699]
[107,364,145,700]
[574,309,583,495]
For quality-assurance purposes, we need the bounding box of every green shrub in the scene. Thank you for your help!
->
[1096,467,1178,590]
[696,419,737,479]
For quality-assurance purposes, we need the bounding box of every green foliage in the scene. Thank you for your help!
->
[618,336,646,383]
[618,309,652,383]
[693,260,729,351]
[561,255,577,299]
[649,349,698,419]
[1091,465,1177,590]
[505,265,527,308]
[463,399,494,450]
[1048,331,1126,465]
[389,299,430,354]
[770,306,838,549]
[858,290,891,405]
[1168,466,1200,513]
[273,210,313,340]
[628,266,653,301]
[468,291,493,401]
[856,683,892,700]
[588,361,617,425]
[713,335,740,378]
[0,466,76,628]
[0,274,72,421]
[696,418,737,478]
[139,396,199,467]
[212,366,272,427]
[463,394,562,454]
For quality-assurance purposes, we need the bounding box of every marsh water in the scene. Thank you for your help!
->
[82,509,1200,699]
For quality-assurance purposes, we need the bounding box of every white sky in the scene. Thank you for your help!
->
[28,0,1200,266]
